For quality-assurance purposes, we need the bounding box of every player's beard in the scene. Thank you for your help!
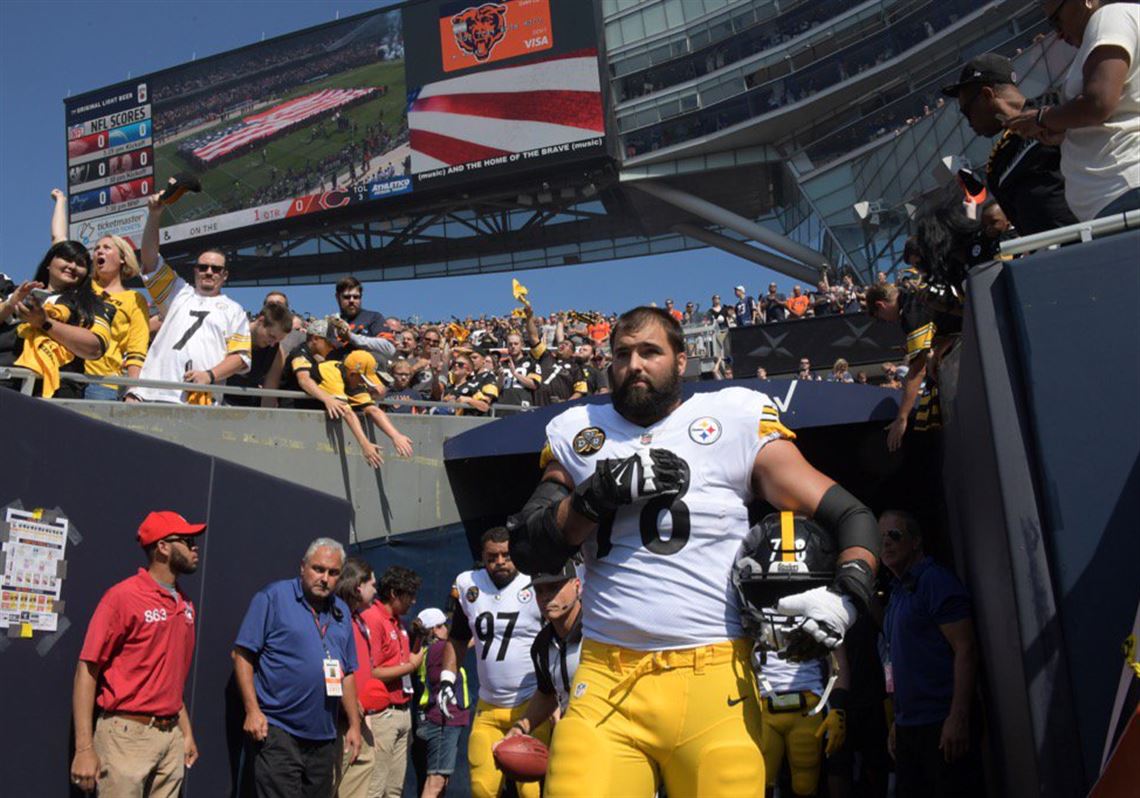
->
[170,547,198,575]
[613,361,682,426]
[489,566,516,589]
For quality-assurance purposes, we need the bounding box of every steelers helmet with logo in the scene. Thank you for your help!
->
[732,511,837,654]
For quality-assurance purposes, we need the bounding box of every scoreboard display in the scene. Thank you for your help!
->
[64,86,154,241]
[63,0,608,250]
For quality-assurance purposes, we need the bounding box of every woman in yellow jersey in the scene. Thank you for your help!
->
[51,189,150,400]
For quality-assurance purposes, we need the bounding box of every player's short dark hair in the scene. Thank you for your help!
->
[258,302,293,333]
[481,526,509,549]
[378,565,421,602]
[609,306,684,355]
[334,557,374,608]
[336,276,362,296]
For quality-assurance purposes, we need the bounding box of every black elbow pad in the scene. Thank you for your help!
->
[815,484,879,607]
[507,480,577,575]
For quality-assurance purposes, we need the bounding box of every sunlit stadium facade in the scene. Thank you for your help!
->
[603,0,1074,280]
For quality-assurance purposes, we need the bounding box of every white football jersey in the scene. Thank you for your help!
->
[545,387,794,651]
[453,568,544,707]
[757,653,826,696]
[133,258,251,403]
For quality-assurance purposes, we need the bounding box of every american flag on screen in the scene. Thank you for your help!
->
[408,49,604,172]
[192,88,377,163]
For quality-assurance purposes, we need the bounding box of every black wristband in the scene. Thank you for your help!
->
[570,475,603,522]
[40,320,53,332]
[829,687,849,712]
[207,369,216,384]
[831,559,875,609]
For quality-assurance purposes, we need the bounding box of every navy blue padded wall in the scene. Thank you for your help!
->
[1002,230,1140,780]
[0,391,351,797]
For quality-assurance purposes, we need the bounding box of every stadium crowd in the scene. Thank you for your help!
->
[3,2,1138,795]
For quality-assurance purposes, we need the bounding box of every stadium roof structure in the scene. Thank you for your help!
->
[158,156,830,288]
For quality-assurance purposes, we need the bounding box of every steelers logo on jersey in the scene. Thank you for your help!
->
[688,417,722,444]
[466,586,480,603]
[573,426,606,455]
[517,589,533,604]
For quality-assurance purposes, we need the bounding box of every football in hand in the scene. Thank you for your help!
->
[493,735,549,782]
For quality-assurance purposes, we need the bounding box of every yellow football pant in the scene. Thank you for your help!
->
[468,698,552,798]
[546,638,765,798]
[760,693,823,796]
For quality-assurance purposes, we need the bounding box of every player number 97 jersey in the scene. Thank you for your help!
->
[453,569,544,707]
[544,386,795,651]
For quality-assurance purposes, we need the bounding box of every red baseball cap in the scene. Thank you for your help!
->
[137,511,207,547]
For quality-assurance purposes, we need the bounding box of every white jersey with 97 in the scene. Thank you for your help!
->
[545,387,794,651]
[454,569,544,707]
[132,258,251,403]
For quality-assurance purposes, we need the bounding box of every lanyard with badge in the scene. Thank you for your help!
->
[309,603,343,697]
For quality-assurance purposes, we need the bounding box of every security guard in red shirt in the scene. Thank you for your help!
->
[70,511,204,796]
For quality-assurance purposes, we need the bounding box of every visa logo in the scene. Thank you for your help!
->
[525,36,550,48]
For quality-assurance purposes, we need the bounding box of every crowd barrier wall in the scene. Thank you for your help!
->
[55,401,490,543]
[0,389,353,797]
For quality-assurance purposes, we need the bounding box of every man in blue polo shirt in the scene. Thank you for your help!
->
[233,537,364,796]
[880,510,982,798]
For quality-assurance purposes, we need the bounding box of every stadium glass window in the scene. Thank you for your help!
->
[664,0,685,29]
[621,12,646,43]
[642,4,668,36]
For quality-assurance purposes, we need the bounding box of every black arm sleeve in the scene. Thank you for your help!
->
[450,602,473,644]
[507,479,578,576]
[814,484,880,608]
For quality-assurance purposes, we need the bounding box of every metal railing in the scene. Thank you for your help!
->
[0,368,534,418]
[999,210,1139,257]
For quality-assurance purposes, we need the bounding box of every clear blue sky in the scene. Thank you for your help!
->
[0,0,792,322]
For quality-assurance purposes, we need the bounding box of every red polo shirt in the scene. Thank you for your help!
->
[79,569,195,716]
[351,612,389,713]
[361,602,411,708]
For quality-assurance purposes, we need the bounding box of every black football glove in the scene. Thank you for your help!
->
[571,448,688,522]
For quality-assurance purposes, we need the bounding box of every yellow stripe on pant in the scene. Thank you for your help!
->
[546,638,765,798]
[468,699,551,798]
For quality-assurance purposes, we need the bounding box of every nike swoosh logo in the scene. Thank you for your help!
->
[727,695,748,707]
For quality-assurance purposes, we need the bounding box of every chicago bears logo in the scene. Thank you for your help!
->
[451,3,508,62]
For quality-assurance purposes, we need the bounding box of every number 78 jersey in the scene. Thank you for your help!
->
[544,387,795,651]
[453,569,544,707]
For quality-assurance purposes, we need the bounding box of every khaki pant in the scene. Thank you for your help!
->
[368,707,412,798]
[335,717,377,798]
[92,715,184,798]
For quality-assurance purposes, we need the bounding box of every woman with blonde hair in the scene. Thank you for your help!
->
[829,357,855,383]
[51,189,150,399]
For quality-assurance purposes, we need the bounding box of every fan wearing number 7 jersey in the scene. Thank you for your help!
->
[441,527,549,798]
[506,306,882,798]
[125,191,250,403]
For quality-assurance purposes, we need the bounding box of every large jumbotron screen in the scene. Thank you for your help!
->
[63,0,606,248]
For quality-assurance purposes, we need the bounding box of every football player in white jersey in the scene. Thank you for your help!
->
[507,306,881,797]
[126,192,250,403]
[440,527,548,798]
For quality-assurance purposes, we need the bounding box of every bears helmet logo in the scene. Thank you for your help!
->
[451,3,508,62]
